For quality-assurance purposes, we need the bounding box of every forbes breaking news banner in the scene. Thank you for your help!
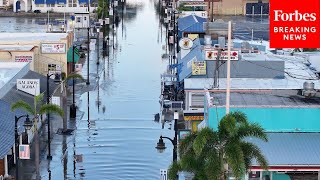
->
[270,0,320,48]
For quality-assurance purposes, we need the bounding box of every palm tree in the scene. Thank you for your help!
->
[11,93,64,180]
[168,111,268,180]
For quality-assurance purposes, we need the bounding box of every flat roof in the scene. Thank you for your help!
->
[184,54,319,90]
[0,45,35,51]
[0,33,68,42]
[209,90,320,107]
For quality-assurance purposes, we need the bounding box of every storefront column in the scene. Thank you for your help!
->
[318,171,320,180]
[13,145,16,164]
[270,172,273,180]
[4,155,9,177]
[260,171,263,180]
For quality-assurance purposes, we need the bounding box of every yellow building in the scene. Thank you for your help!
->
[0,32,74,76]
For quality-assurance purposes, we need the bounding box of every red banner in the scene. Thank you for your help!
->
[270,0,320,48]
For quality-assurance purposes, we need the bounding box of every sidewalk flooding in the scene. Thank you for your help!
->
[17,75,99,179]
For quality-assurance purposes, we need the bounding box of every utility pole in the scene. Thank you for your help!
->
[86,27,90,85]
[226,21,232,114]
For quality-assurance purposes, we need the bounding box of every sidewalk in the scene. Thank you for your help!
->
[17,73,100,179]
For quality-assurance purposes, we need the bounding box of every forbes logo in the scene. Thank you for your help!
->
[274,10,317,22]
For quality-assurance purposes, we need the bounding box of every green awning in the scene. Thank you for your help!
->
[67,46,80,63]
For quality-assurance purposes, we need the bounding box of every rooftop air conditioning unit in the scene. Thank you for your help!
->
[302,81,316,97]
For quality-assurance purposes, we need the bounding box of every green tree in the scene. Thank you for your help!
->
[11,93,64,180]
[168,111,268,180]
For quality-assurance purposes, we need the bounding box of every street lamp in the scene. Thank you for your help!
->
[15,114,32,180]
[156,111,179,179]
[46,73,61,160]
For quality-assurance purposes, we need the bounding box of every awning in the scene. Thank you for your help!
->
[247,133,320,171]
[78,0,89,4]
[67,47,80,63]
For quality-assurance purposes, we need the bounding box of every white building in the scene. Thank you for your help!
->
[13,0,97,13]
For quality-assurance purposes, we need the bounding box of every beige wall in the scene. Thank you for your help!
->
[0,33,73,76]
[209,0,245,15]
[0,51,35,71]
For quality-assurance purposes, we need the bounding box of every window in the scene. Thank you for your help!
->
[57,4,65,7]
[77,17,81,23]
[84,17,87,20]
[48,3,55,7]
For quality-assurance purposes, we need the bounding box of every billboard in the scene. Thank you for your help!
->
[205,50,239,60]
[41,43,66,54]
[15,55,33,62]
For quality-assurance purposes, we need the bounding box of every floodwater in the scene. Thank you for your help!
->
[0,2,270,179]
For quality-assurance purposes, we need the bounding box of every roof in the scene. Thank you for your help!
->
[247,133,320,166]
[0,62,29,91]
[0,33,68,42]
[210,90,320,107]
[183,22,205,33]
[0,45,35,51]
[0,100,26,159]
[178,15,206,31]
[184,54,319,90]
[178,38,204,81]
[2,71,58,106]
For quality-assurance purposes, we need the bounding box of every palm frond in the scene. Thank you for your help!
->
[204,148,222,180]
[178,132,197,155]
[65,73,85,82]
[39,104,64,118]
[229,111,249,125]
[240,141,268,170]
[193,127,218,156]
[11,100,34,115]
[35,93,44,105]
[225,141,246,179]
[237,123,268,142]
[168,161,181,180]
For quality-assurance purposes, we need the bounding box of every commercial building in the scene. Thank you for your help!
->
[13,0,97,13]
[0,32,75,76]
[0,62,58,178]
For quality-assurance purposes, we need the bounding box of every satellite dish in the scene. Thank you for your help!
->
[179,38,193,50]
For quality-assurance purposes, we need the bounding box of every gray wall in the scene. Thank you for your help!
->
[192,60,285,79]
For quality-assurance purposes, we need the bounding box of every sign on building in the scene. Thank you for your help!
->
[15,55,33,62]
[19,145,30,159]
[41,43,66,54]
[205,50,239,60]
[192,61,206,75]
[17,79,40,96]
[48,64,62,80]
[160,169,168,180]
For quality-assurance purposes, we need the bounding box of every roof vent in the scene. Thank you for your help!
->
[204,35,212,47]
[302,82,316,97]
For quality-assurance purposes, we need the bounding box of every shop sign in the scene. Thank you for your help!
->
[184,112,204,121]
[15,55,33,62]
[41,43,66,54]
[205,50,239,60]
[179,38,193,50]
[19,145,30,159]
[178,129,191,140]
[192,61,206,75]
[16,79,40,96]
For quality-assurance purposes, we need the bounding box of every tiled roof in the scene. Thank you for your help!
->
[247,133,320,165]
[0,100,25,159]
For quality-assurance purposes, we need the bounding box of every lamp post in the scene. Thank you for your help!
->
[86,27,90,85]
[46,73,61,159]
[15,114,33,180]
[156,111,179,179]
[96,27,100,65]
[70,44,77,119]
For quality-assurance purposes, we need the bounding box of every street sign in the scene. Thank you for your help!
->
[205,50,239,60]
[160,169,168,180]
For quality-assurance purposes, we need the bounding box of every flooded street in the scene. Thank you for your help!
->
[0,1,270,179]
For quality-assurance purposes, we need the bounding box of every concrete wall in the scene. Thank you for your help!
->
[207,107,320,132]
